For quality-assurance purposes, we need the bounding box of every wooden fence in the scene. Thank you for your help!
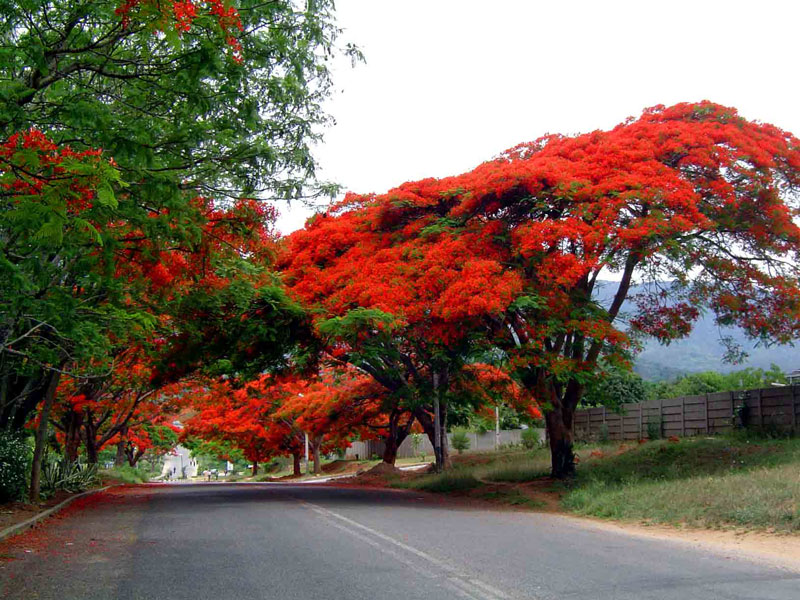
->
[574,385,799,441]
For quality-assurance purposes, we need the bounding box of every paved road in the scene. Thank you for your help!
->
[1,484,797,599]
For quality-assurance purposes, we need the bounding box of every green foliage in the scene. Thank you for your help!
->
[185,438,247,472]
[158,283,312,382]
[581,365,647,411]
[450,430,470,454]
[144,424,179,456]
[644,365,787,400]
[521,428,540,450]
[0,0,353,201]
[0,430,31,503]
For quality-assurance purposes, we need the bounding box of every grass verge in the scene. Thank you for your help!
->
[392,469,480,493]
[99,465,151,484]
[392,434,800,532]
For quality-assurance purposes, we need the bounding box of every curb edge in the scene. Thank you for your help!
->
[0,485,114,543]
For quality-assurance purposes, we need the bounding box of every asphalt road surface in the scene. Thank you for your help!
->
[1,483,798,600]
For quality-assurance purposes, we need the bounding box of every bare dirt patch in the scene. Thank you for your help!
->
[0,490,75,532]
[576,516,800,572]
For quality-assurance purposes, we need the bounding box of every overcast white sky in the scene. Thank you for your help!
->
[275,0,800,234]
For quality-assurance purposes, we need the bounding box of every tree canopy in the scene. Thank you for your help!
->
[282,101,800,476]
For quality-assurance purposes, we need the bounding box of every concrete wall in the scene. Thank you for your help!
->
[345,428,545,460]
[573,385,799,441]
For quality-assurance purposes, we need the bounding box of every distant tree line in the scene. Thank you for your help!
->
[581,364,789,411]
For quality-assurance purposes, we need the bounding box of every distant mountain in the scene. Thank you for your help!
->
[593,281,800,381]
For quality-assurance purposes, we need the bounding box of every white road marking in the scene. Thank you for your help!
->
[301,500,517,600]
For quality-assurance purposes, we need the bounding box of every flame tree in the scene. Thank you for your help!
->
[286,101,800,477]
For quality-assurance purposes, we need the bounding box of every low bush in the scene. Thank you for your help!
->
[520,428,540,450]
[646,418,663,440]
[451,430,470,454]
[0,430,31,503]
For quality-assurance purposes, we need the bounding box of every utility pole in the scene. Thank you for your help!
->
[304,432,309,475]
[495,405,501,450]
[433,372,442,473]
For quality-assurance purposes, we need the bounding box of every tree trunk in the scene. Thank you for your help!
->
[83,411,99,465]
[415,404,451,471]
[546,408,575,478]
[252,460,258,476]
[382,411,414,465]
[83,412,97,465]
[382,437,400,465]
[29,371,60,503]
[114,440,126,467]
[292,453,301,476]
[312,437,322,475]
[127,445,145,467]
[62,409,83,463]
[439,401,450,469]
[542,378,581,479]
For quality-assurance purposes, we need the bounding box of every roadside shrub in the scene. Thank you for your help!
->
[521,428,539,450]
[0,430,31,503]
[451,431,470,454]
[41,456,99,498]
[646,418,663,440]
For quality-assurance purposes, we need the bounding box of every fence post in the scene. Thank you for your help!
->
[659,399,663,437]
[792,385,797,432]
[757,388,763,429]
[730,391,735,429]
[681,397,685,437]
[704,393,710,435]
[638,403,643,439]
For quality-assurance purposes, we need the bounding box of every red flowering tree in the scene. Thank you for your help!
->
[283,196,524,469]
[51,348,179,464]
[307,102,799,478]
[182,363,394,475]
